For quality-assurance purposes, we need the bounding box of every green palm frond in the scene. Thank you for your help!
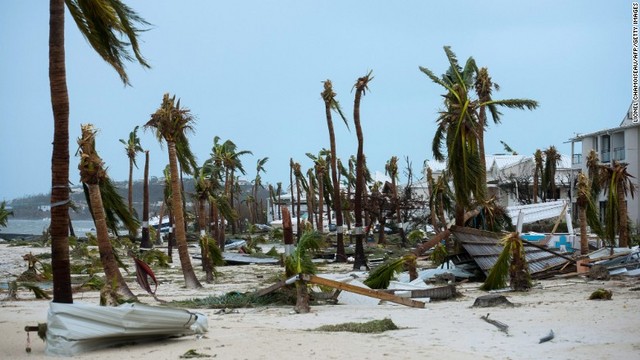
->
[480,237,512,291]
[285,231,324,276]
[363,255,414,289]
[65,0,150,86]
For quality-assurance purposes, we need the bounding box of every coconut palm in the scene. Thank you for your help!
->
[145,93,202,289]
[421,48,484,226]
[284,230,324,313]
[599,161,636,248]
[49,0,149,303]
[321,80,349,262]
[140,151,152,248]
[352,71,373,270]
[77,124,136,301]
[193,165,214,282]
[533,149,544,203]
[119,126,144,215]
[543,146,561,200]
[473,66,538,184]
[0,201,14,228]
[307,151,330,233]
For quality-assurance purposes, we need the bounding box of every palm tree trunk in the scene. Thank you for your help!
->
[579,206,588,255]
[353,77,367,271]
[413,209,480,256]
[168,142,202,288]
[618,186,629,247]
[88,183,136,300]
[128,157,134,215]
[49,0,73,304]
[140,151,152,248]
[317,172,324,233]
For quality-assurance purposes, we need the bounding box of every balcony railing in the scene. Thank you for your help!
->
[601,151,611,163]
[613,147,625,161]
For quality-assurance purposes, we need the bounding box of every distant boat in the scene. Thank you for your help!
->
[148,216,170,233]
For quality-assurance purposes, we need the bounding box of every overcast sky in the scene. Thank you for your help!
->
[0,1,631,201]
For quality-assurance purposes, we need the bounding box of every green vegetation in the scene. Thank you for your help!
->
[311,318,399,333]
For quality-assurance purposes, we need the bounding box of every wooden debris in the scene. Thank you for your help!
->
[539,330,554,343]
[481,313,509,334]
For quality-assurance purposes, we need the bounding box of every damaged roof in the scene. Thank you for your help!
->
[450,226,569,276]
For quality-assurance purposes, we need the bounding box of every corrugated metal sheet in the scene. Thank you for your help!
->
[451,226,569,276]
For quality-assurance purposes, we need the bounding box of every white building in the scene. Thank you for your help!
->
[568,104,640,229]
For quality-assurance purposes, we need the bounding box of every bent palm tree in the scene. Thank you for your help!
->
[599,161,636,248]
[145,93,202,289]
[321,80,349,262]
[77,124,136,301]
[49,0,149,303]
[352,71,373,270]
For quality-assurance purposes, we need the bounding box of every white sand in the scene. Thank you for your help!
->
[1,242,639,360]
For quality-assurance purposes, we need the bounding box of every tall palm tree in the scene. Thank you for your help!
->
[77,124,136,301]
[140,150,152,248]
[321,80,349,262]
[194,165,214,282]
[421,48,484,226]
[49,0,149,303]
[576,172,602,255]
[119,126,144,215]
[352,71,373,270]
[533,149,544,203]
[145,93,202,289]
[599,161,636,248]
[473,66,538,184]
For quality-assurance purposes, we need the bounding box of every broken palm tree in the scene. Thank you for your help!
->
[364,254,417,289]
[284,230,324,313]
[481,232,532,291]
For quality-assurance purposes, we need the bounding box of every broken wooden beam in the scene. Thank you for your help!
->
[379,284,457,300]
[299,274,426,309]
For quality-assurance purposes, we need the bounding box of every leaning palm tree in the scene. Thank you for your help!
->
[473,66,538,185]
[285,230,324,314]
[352,71,373,270]
[599,161,636,248]
[119,126,144,215]
[252,157,268,223]
[49,0,149,304]
[385,156,406,247]
[77,124,136,301]
[321,79,349,262]
[145,93,202,289]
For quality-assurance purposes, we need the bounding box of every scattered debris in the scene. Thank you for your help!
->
[180,349,212,358]
[480,313,509,334]
[472,294,514,308]
[588,265,611,280]
[589,288,613,300]
[539,330,554,343]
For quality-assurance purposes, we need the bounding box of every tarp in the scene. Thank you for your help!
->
[45,302,208,356]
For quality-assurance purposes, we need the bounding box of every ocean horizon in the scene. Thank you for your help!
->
[0,218,97,237]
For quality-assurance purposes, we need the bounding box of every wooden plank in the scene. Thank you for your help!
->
[300,274,425,308]
[379,284,456,300]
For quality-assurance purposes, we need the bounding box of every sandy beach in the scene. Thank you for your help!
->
[1,242,639,360]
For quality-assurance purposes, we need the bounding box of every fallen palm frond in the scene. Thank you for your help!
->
[285,231,324,277]
[311,318,399,333]
[132,254,158,296]
[364,255,415,289]
[180,349,212,359]
[170,290,296,309]
[140,248,171,268]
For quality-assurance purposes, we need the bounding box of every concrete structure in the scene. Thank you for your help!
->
[568,104,640,229]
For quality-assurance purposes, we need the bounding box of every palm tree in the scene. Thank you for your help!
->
[140,150,152,248]
[252,157,269,223]
[119,126,144,215]
[321,80,349,262]
[543,146,561,200]
[0,201,14,228]
[533,149,544,203]
[481,232,531,291]
[77,124,136,301]
[473,66,538,184]
[194,165,214,282]
[599,161,636,248]
[352,71,373,270]
[49,0,149,304]
[421,48,484,226]
[576,172,601,255]
[385,156,406,246]
[145,93,202,289]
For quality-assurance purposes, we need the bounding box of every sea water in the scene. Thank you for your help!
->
[0,219,97,236]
